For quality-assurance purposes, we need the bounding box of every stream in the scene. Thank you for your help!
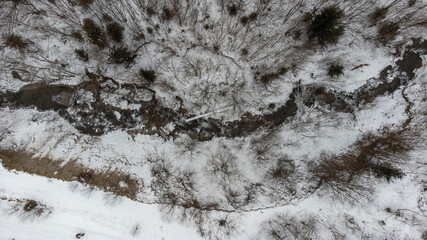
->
[1,39,425,141]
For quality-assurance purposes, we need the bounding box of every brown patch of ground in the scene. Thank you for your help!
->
[0,150,141,200]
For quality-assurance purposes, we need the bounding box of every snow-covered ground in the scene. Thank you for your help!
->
[1,0,426,239]
[1,77,426,239]
[0,165,202,240]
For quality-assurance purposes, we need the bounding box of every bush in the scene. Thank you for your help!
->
[228,4,239,16]
[110,46,136,67]
[240,12,257,25]
[310,129,411,201]
[327,63,344,77]
[309,6,344,45]
[102,14,113,22]
[370,7,389,24]
[370,163,403,182]
[309,151,372,201]
[259,214,319,240]
[146,7,157,16]
[4,34,28,50]
[251,136,275,162]
[139,69,156,82]
[82,18,107,48]
[177,136,199,155]
[241,48,248,56]
[256,67,288,84]
[71,31,83,41]
[74,49,88,61]
[207,152,238,182]
[378,22,399,44]
[14,199,52,219]
[23,200,38,212]
[270,158,295,180]
[213,45,220,52]
[106,22,124,42]
[248,12,257,21]
[161,7,174,21]
[77,0,93,7]
[240,16,249,25]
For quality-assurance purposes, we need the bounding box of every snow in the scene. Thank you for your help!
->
[0,0,426,239]
[2,163,422,240]
[1,80,425,238]
[0,165,202,240]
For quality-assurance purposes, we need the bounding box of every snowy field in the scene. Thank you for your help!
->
[1,0,427,239]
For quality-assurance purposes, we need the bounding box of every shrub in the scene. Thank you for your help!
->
[378,22,399,44]
[250,131,280,163]
[82,18,107,48]
[327,63,344,77]
[258,71,282,84]
[268,103,275,109]
[309,152,372,201]
[77,0,93,7]
[102,14,113,22]
[278,67,288,75]
[270,158,295,180]
[213,45,220,52]
[161,7,174,21]
[106,22,124,42]
[241,48,248,56]
[259,214,319,240]
[4,34,28,50]
[71,31,83,41]
[310,129,412,201]
[370,7,388,24]
[309,6,344,45]
[177,136,199,155]
[8,198,52,220]
[248,12,257,21]
[370,163,403,182]
[146,7,157,16]
[207,152,238,182]
[228,5,239,16]
[23,200,38,212]
[240,13,257,25]
[256,67,288,84]
[408,0,416,7]
[110,46,136,67]
[74,49,88,61]
[139,68,156,82]
[240,16,249,25]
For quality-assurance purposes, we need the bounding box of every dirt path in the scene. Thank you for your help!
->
[0,150,140,200]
